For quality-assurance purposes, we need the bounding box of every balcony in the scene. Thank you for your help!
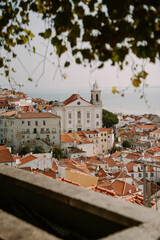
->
[0,164,160,239]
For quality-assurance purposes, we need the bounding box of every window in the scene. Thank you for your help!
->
[131,174,134,178]
[26,129,30,134]
[146,173,148,177]
[101,139,103,142]
[87,120,90,123]
[22,120,24,124]
[104,139,106,142]
[78,120,81,124]
[104,133,106,136]
[87,112,90,118]
[68,120,72,124]
[52,128,56,133]
[33,128,37,134]
[151,173,154,177]
[77,128,81,131]
[41,128,44,134]
[77,101,81,105]
[46,128,50,133]
[10,120,14,125]
[28,121,30,126]
[108,136,110,138]
[21,129,25,133]
[68,130,72,133]
[77,111,81,118]
[68,113,72,119]
[43,120,46,125]
[96,114,99,118]
[22,135,25,139]
[96,94,99,101]
[46,135,50,141]
[101,133,103,136]
[96,122,99,126]
[139,173,142,178]
[35,121,38,126]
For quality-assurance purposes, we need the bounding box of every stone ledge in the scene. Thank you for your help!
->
[0,209,60,240]
[1,164,160,239]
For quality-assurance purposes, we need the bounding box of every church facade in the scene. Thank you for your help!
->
[52,82,103,133]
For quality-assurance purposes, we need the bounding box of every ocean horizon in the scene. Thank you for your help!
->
[27,86,160,116]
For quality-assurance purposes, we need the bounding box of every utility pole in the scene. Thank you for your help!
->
[143,164,146,207]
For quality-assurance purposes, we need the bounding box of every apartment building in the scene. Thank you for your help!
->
[0,111,60,152]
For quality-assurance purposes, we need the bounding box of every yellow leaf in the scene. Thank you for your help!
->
[132,79,141,87]
[112,86,117,94]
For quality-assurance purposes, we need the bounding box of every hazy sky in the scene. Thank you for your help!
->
[1,13,160,94]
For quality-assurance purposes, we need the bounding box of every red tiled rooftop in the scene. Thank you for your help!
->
[61,133,74,143]
[18,155,37,166]
[19,112,60,119]
[0,147,14,163]
[63,94,91,106]
[110,179,141,196]
[101,157,117,167]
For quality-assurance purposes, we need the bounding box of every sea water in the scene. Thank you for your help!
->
[28,86,160,116]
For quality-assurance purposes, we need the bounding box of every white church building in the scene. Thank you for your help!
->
[52,82,103,133]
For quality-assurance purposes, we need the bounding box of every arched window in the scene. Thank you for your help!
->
[96,94,99,101]
[77,111,81,118]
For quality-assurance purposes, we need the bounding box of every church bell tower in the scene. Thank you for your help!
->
[90,81,102,106]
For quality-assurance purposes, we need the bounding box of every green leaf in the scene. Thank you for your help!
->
[28,77,32,81]
[5,70,9,77]
[12,53,17,58]
[64,61,70,67]
[0,58,3,68]
[98,63,104,69]
[39,28,52,39]
[76,58,81,64]
[11,68,16,72]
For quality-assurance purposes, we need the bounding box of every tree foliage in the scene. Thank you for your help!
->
[52,147,63,159]
[110,145,122,154]
[19,145,30,155]
[103,109,118,127]
[33,146,44,153]
[1,0,160,86]
[122,140,131,148]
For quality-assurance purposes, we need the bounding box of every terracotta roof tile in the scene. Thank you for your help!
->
[0,147,14,163]
[63,94,91,105]
[110,179,141,196]
[18,155,37,166]
[19,112,59,119]
[101,157,117,167]
[61,133,74,143]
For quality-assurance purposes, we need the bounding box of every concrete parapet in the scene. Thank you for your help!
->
[0,164,160,239]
